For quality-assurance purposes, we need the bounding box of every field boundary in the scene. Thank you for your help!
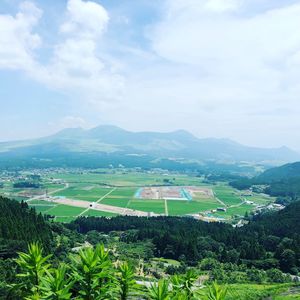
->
[78,187,117,217]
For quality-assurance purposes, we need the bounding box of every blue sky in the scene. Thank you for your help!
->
[0,0,300,150]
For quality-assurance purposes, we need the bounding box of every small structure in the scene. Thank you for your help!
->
[217,207,227,212]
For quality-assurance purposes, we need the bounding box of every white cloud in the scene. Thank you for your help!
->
[1,0,300,148]
[0,0,123,105]
[144,0,300,120]
[204,0,241,12]
[0,1,42,69]
[60,0,109,37]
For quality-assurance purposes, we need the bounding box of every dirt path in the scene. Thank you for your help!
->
[49,197,158,217]
[78,187,116,217]
[164,199,168,216]
[212,191,227,207]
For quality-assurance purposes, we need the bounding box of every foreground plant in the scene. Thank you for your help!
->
[147,279,170,300]
[117,261,137,300]
[41,264,73,299]
[15,242,52,297]
[71,244,116,299]
[207,281,228,300]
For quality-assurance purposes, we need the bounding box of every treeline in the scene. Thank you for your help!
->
[230,176,300,204]
[70,202,300,274]
[0,196,52,258]
[13,181,42,188]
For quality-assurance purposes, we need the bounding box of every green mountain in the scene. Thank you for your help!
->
[230,161,300,203]
[0,125,299,167]
[257,161,300,182]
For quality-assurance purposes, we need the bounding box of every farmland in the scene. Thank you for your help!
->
[0,169,276,223]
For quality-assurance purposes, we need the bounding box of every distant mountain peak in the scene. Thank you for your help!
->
[0,124,299,164]
[53,127,85,137]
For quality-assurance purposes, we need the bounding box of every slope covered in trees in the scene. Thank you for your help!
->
[70,201,300,274]
[230,161,300,203]
[0,196,52,258]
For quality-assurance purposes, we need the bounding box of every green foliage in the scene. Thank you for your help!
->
[15,243,52,297]
[117,261,137,300]
[71,244,115,299]
[41,264,73,299]
[147,279,170,300]
[206,281,228,300]
[0,197,52,258]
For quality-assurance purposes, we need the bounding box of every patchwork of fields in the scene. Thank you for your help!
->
[0,171,275,222]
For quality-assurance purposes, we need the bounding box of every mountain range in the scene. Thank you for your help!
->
[0,125,299,167]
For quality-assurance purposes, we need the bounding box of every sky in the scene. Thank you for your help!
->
[0,0,300,150]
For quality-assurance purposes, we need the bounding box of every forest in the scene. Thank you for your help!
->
[1,195,300,298]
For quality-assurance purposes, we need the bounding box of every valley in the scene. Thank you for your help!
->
[0,168,276,223]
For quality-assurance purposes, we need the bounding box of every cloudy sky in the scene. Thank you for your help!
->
[0,0,300,150]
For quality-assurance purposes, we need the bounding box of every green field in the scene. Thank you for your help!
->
[0,170,277,222]
[46,204,85,217]
[213,185,243,206]
[45,171,205,187]
[52,186,112,201]
[198,283,300,300]
[127,199,166,214]
[101,197,130,207]
[167,199,220,215]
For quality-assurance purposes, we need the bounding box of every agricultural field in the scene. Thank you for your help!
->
[213,185,243,206]
[0,169,277,222]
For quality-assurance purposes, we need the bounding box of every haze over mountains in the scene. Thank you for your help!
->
[0,125,299,165]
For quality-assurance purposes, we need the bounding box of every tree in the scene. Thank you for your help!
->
[280,249,296,273]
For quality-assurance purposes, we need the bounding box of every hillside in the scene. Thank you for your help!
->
[257,161,300,182]
[0,125,299,168]
[0,197,52,258]
[0,195,300,298]
[230,161,300,204]
[251,200,300,237]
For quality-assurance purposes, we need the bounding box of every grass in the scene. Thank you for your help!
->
[101,197,130,208]
[5,170,276,223]
[109,188,136,197]
[152,258,180,266]
[32,205,57,213]
[198,283,297,300]
[167,199,219,215]
[213,185,243,206]
[54,216,76,223]
[52,186,112,202]
[46,204,85,217]
[46,171,205,187]
[127,199,166,214]
[211,204,254,219]
[245,193,275,205]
